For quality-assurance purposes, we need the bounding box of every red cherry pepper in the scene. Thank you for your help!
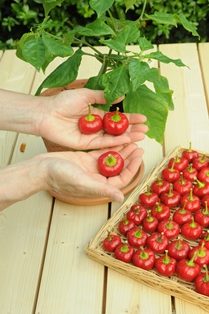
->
[114,243,134,263]
[168,155,188,171]
[160,184,180,208]
[78,104,103,134]
[193,154,209,171]
[202,195,209,207]
[189,242,209,266]
[198,167,209,184]
[98,151,124,177]
[139,187,159,208]
[132,247,155,270]
[155,250,176,277]
[118,216,136,236]
[157,219,180,240]
[162,163,180,183]
[167,238,190,260]
[151,202,170,221]
[182,143,199,161]
[146,232,168,254]
[181,188,200,212]
[127,226,148,248]
[181,217,203,241]
[103,108,129,135]
[193,179,209,198]
[200,231,209,250]
[126,203,147,225]
[173,175,193,195]
[194,201,209,228]
[142,211,158,233]
[195,265,209,296]
[151,177,170,195]
[182,163,198,181]
[103,233,122,252]
[176,253,201,282]
[173,205,192,225]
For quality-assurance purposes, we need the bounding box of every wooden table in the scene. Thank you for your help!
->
[0,43,209,314]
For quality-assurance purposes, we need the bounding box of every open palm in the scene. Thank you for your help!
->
[44,143,144,202]
[39,88,148,150]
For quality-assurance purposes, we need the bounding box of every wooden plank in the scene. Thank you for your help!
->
[35,202,107,314]
[159,43,209,314]
[0,134,52,314]
[198,42,209,111]
[34,48,109,314]
[0,50,36,166]
[159,43,209,153]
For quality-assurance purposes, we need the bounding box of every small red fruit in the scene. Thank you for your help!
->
[182,163,198,181]
[173,175,193,195]
[181,217,203,241]
[182,143,199,161]
[173,204,192,225]
[167,238,190,260]
[162,163,180,183]
[168,155,188,171]
[139,187,159,208]
[118,216,135,235]
[98,151,124,177]
[126,203,147,225]
[176,255,201,282]
[114,243,134,263]
[198,167,209,184]
[142,211,158,233]
[127,226,148,248]
[195,265,209,296]
[146,232,168,254]
[189,243,209,266]
[181,188,200,212]
[151,202,170,221]
[103,233,122,252]
[157,219,180,240]
[160,184,180,207]
[193,179,209,198]
[132,247,155,270]
[151,178,170,195]
[194,201,209,227]
[193,154,209,171]
[155,250,176,277]
[78,104,103,134]
[103,108,129,135]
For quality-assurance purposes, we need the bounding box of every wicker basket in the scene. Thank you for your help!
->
[86,146,209,311]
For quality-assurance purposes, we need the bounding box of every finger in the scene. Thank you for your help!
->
[129,124,149,133]
[81,175,124,202]
[125,113,147,124]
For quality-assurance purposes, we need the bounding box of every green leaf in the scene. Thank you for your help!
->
[128,60,150,91]
[102,22,139,52]
[124,0,138,12]
[124,85,169,143]
[85,77,110,112]
[16,33,45,71]
[144,51,186,67]
[102,66,130,105]
[138,37,154,51]
[42,33,73,71]
[36,49,83,95]
[146,12,177,26]
[89,0,114,17]
[74,19,114,37]
[176,14,199,37]
[34,0,65,16]
[145,68,174,110]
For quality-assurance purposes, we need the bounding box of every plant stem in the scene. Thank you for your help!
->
[140,0,147,20]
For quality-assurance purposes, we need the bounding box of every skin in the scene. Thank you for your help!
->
[0,88,148,210]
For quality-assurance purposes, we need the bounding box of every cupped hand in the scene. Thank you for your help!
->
[41,143,144,203]
[37,88,148,150]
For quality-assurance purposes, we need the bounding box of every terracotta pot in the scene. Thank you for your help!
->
[41,79,87,152]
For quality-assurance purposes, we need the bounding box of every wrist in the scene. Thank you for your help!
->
[0,89,48,135]
[0,156,48,210]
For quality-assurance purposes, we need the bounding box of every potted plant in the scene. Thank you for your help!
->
[16,0,199,146]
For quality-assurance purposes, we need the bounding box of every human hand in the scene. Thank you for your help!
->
[37,88,148,150]
[41,143,144,203]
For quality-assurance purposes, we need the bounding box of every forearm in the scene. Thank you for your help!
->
[0,89,47,134]
[0,157,47,211]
